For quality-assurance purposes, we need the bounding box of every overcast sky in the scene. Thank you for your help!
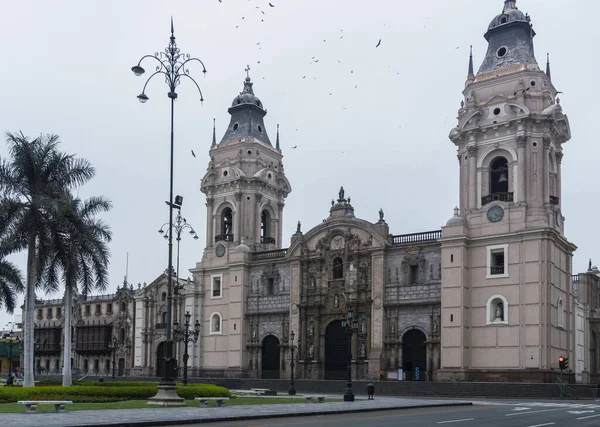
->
[1,0,598,329]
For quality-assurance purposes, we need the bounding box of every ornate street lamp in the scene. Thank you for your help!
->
[132,18,206,405]
[289,331,297,395]
[341,306,359,402]
[173,311,200,386]
[0,331,21,385]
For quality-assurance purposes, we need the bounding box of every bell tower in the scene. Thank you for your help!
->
[440,0,576,381]
[200,70,292,252]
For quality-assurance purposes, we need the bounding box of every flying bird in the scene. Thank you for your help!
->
[191,150,196,158]
[291,145,298,148]
[376,39,381,48]
[269,2,275,6]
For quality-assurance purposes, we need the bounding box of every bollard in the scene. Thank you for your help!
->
[366,383,375,400]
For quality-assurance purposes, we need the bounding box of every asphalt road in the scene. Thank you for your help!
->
[159,400,600,427]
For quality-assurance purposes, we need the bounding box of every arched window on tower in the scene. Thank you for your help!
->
[486,157,511,205]
[260,210,274,244]
[218,207,233,242]
[333,258,344,280]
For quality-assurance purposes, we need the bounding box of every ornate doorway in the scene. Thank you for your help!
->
[325,320,349,380]
[156,341,166,378]
[402,329,426,381]
[261,335,280,379]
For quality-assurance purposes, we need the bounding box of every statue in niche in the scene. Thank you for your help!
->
[252,325,257,339]
[334,294,339,309]
[212,315,220,332]
[308,321,315,336]
[360,318,367,334]
[338,186,345,201]
[360,342,366,357]
[308,344,314,359]
[495,303,504,321]
[310,276,316,288]
[390,322,396,335]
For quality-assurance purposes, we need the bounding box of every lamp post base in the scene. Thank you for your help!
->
[343,390,355,402]
[147,383,185,407]
[289,386,296,395]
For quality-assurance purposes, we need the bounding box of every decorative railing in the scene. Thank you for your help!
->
[392,230,441,245]
[572,274,580,282]
[252,248,288,261]
[261,236,276,245]
[482,192,514,206]
[550,196,560,205]
[36,343,61,353]
[85,294,116,301]
[490,266,505,275]
[215,233,234,243]
[75,342,111,352]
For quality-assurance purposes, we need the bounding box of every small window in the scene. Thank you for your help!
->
[83,359,89,370]
[500,16,507,24]
[56,307,62,318]
[210,313,222,335]
[487,244,509,278]
[119,328,125,343]
[85,305,91,316]
[450,254,454,263]
[47,308,53,319]
[497,47,507,57]
[95,304,101,315]
[410,265,419,284]
[333,258,344,280]
[106,303,113,314]
[121,302,127,311]
[267,278,274,295]
[233,123,239,131]
[212,276,222,298]
[258,125,263,133]
[493,107,501,116]
[105,359,110,371]
[94,359,99,373]
[161,312,167,325]
[37,309,43,319]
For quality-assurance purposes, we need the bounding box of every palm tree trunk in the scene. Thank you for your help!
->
[62,284,73,386]
[23,233,37,387]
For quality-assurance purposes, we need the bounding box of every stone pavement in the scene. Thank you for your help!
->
[4,396,472,427]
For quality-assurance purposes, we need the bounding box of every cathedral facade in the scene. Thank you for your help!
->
[132,0,582,382]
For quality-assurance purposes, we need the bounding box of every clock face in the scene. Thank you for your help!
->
[487,205,504,223]
[215,245,225,257]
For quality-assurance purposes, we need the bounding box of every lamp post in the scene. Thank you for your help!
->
[109,335,119,380]
[341,306,359,402]
[132,18,206,404]
[0,331,21,385]
[289,331,297,395]
[173,311,200,386]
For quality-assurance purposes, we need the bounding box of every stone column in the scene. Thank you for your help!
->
[234,192,242,244]
[556,151,563,206]
[205,198,214,247]
[314,313,321,361]
[277,202,284,249]
[255,194,263,244]
[543,137,551,204]
[300,313,307,360]
[368,251,385,378]
[516,135,527,202]
[467,145,478,210]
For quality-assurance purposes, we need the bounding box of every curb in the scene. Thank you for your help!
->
[65,402,474,427]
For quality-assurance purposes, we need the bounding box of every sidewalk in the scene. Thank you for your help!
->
[4,396,472,427]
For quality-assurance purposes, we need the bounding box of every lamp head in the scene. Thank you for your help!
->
[193,234,199,240]
[194,319,200,333]
[290,330,295,342]
[158,229,164,234]
[137,93,149,103]
[131,65,145,76]
[185,311,191,324]
[174,195,183,207]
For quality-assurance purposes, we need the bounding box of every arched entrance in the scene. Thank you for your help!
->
[156,341,166,378]
[325,320,349,380]
[402,329,426,381]
[261,335,280,379]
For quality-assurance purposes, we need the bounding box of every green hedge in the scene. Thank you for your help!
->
[0,384,230,403]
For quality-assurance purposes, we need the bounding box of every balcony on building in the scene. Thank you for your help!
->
[482,157,513,207]
[215,233,234,243]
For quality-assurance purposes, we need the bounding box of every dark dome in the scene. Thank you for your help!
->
[231,77,264,109]
[488,8,527,31]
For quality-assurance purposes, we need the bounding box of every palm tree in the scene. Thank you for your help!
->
[43,195,112,386]
[0,132,95,387]
[0,256,24,313]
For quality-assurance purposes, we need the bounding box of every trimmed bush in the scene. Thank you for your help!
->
[0,383,229,403]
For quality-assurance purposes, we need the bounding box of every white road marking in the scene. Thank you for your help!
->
[577,414,600,420]
[506,408,567,417]
[437,418,475,424]
[526,423,554,427]
[567,410,595,414]
[512,407,531,411]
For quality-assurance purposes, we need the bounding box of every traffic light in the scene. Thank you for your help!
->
[559,356,569,370]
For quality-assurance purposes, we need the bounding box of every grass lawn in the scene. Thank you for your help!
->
[0,397,343,413]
